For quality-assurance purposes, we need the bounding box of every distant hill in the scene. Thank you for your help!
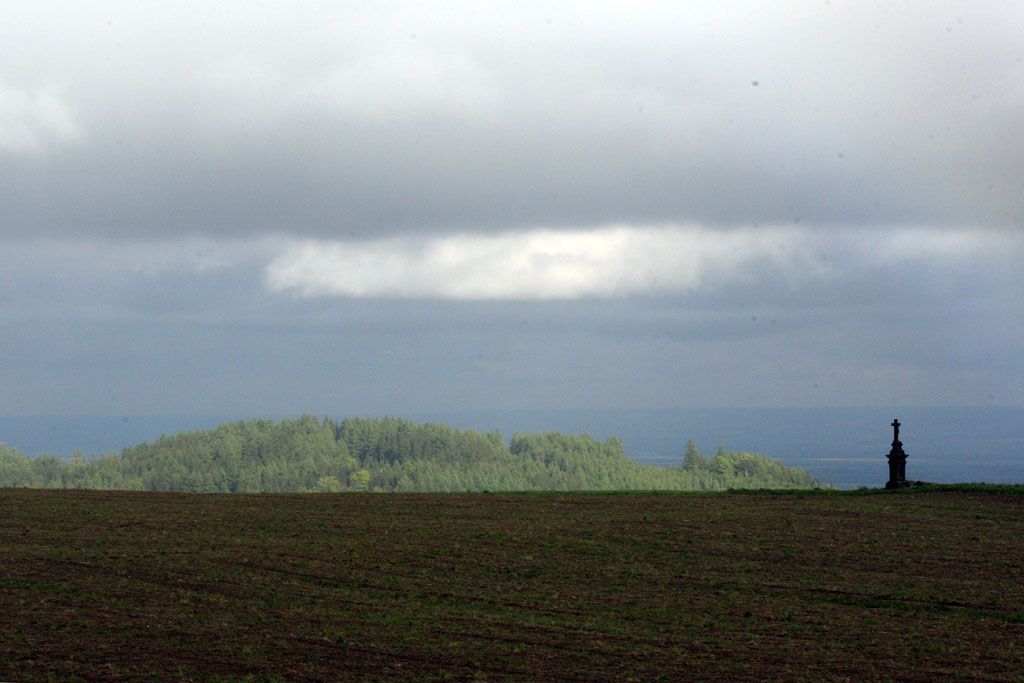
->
[0,416,819,492]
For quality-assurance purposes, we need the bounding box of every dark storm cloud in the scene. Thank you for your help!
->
[4,262,1021,415]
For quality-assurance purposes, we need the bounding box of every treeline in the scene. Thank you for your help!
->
[0,416,819,492]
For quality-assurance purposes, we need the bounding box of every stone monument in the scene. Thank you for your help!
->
[885,418,909,489]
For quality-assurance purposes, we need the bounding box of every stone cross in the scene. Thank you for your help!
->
[885,418,909,489]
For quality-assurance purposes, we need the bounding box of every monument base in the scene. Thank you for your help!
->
[885,437,908,490]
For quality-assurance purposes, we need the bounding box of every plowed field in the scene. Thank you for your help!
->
[2,488,1022,680]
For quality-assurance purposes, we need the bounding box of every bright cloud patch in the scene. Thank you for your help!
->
[265,226,824,300]
[0,77,81,154]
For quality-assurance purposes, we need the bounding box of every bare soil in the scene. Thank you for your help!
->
[1,488,1022,681]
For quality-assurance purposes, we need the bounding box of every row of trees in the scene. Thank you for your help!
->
[0,416,820,492]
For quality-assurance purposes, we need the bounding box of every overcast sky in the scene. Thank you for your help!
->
[2,1,1022,416]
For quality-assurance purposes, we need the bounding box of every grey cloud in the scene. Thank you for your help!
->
[5,278,1020,416]
[2,1,1023,240]
[1,3,1022,416]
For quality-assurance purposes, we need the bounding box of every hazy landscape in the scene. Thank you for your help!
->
[3,406,1023,488]
[3,415,1023,679]
[4,1,1024,679]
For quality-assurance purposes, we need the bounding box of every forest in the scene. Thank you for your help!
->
[0,416,819,492]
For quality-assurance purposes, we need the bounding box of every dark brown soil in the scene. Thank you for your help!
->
[1,489,1022,680]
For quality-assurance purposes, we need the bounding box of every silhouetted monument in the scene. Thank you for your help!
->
[885,418,910,489]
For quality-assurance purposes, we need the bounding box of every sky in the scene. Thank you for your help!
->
[1,1,1022,416]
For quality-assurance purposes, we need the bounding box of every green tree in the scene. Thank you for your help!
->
[315,475,344,492]
[682,439,704,470]
[348,468,371,491]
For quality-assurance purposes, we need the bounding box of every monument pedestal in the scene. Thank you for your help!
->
[885,440,909,489]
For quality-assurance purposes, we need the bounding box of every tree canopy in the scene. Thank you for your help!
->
[0,416,819,492]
